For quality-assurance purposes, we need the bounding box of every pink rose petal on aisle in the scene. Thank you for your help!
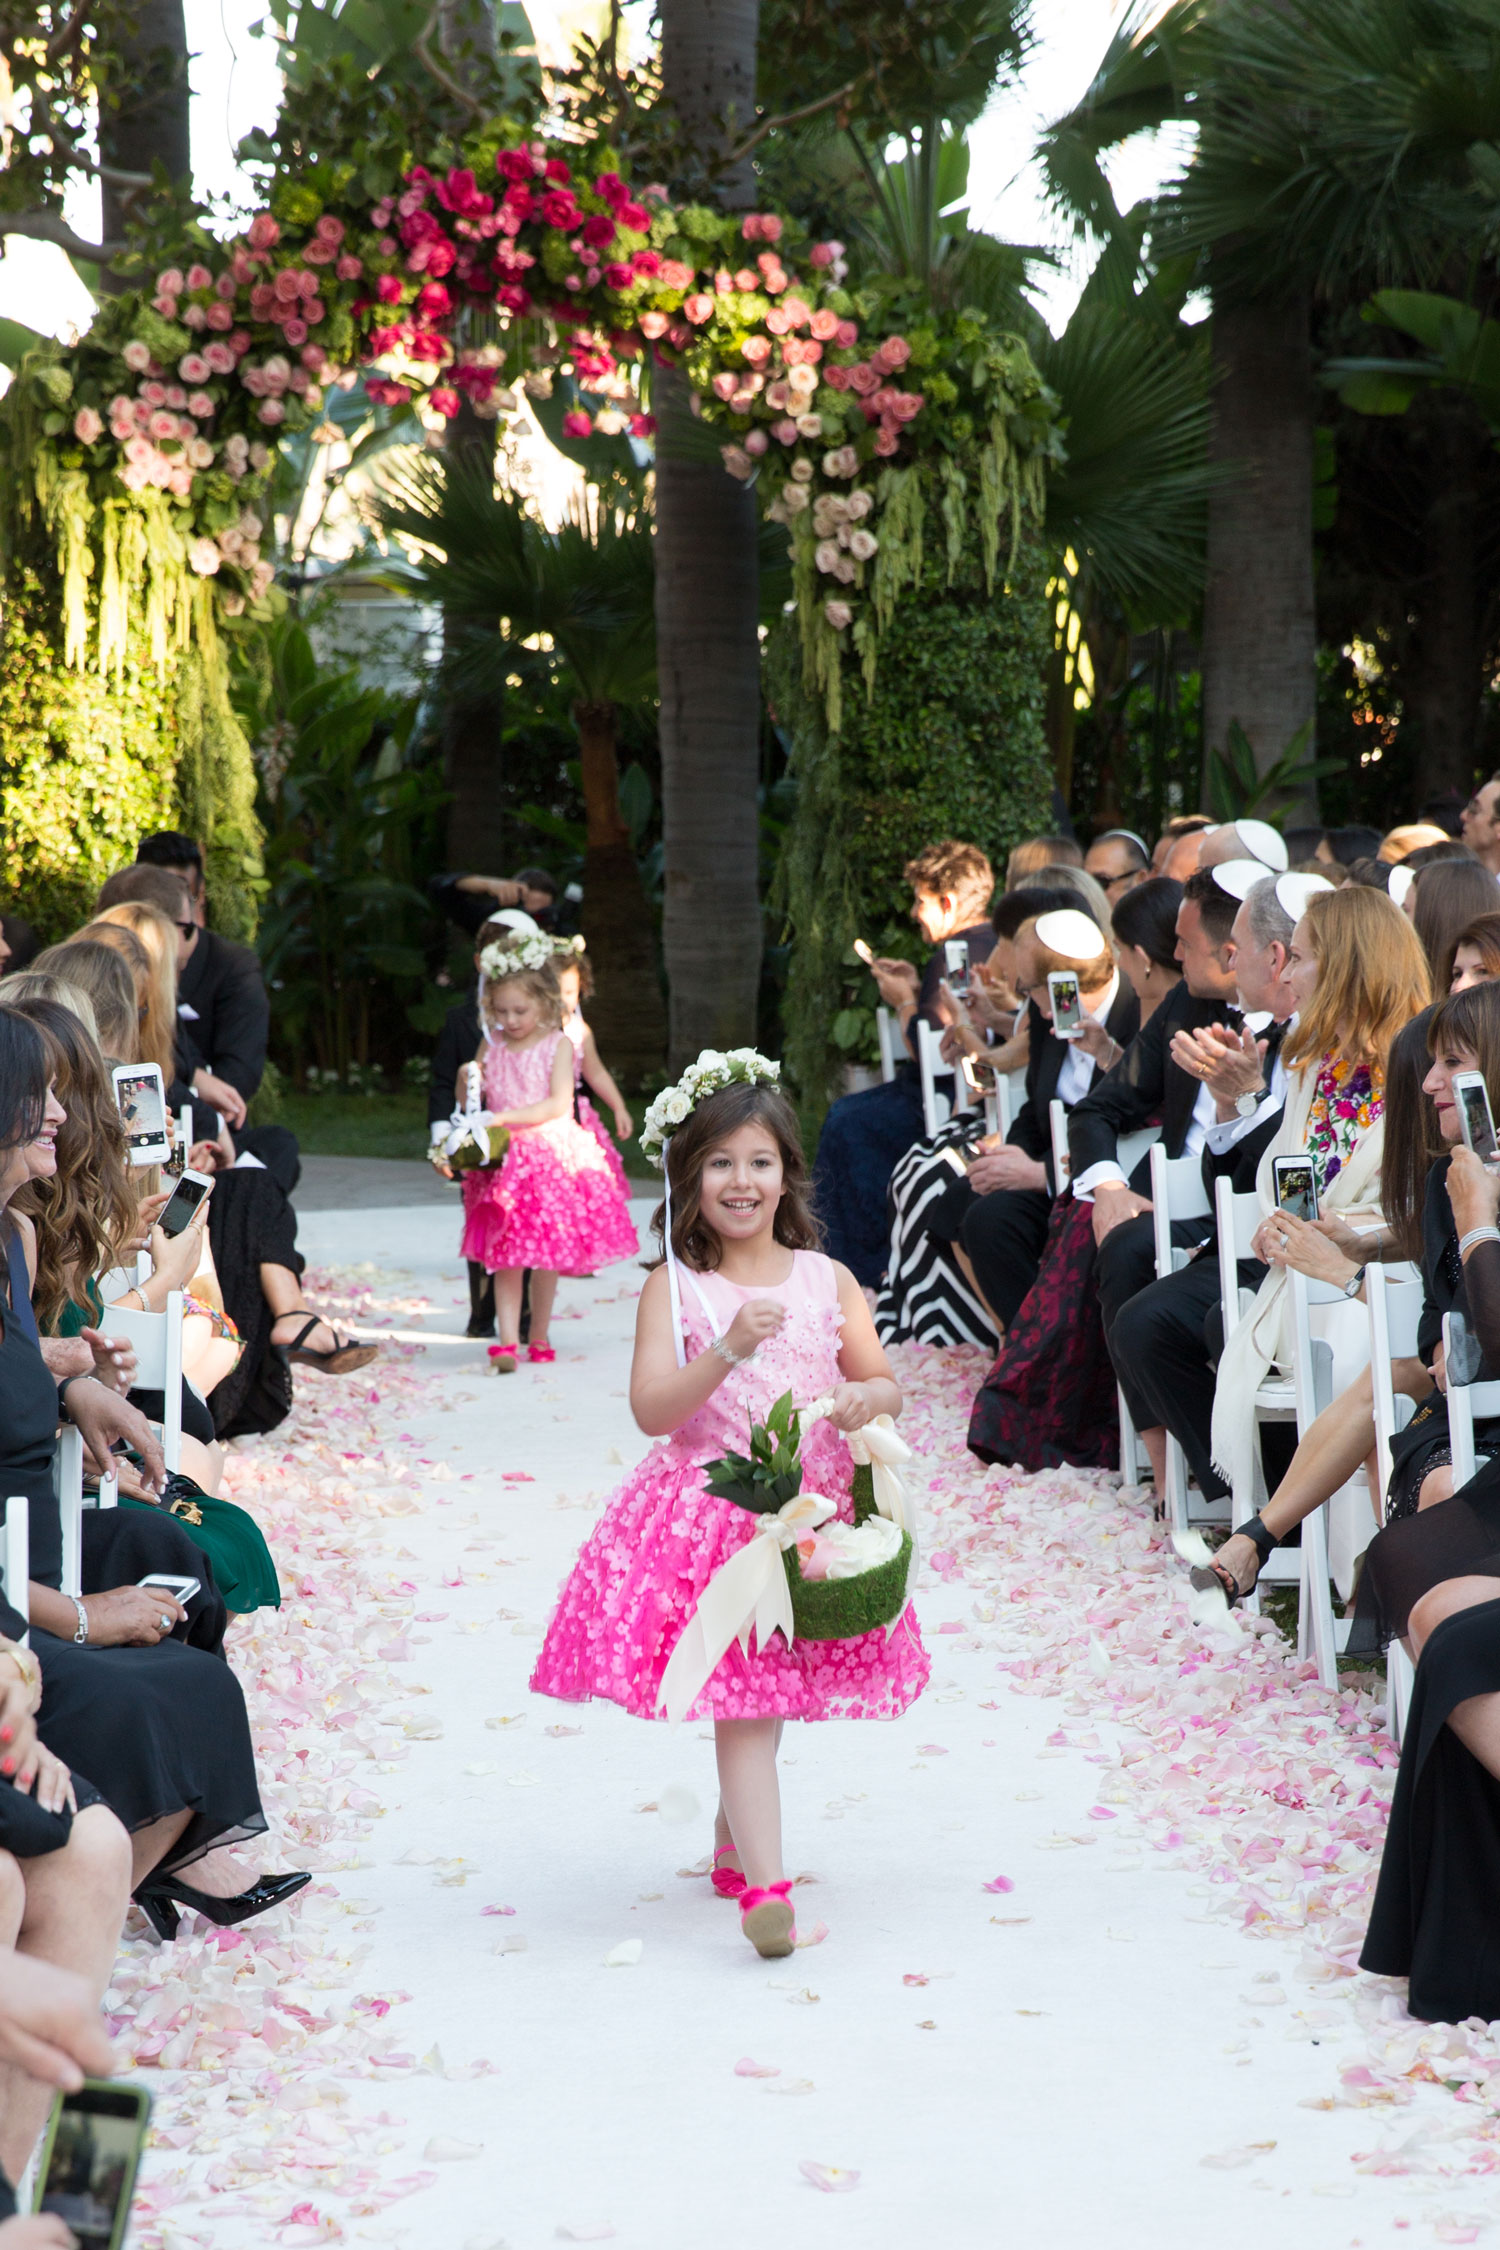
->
[481,1904,517,1916]
[983,1876,1015,1893]
[1088,1806,1118,1820]
[800,2161,860,2194]
[937,1621,964,1634]
[735,2057,781,2078]
[917,1744,948,1756]
[903,1973,930,1986]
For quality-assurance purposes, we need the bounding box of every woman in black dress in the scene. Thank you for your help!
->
[0,1012,305,1943]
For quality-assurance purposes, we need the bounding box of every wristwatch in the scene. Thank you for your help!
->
[1234,1088,1265,1119]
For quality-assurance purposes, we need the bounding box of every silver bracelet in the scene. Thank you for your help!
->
[1459,1226,1500,1258]
[710,1333,747,1368]
[70,1597,88,1645]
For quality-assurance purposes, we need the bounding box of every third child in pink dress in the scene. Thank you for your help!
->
[460,940,637,1371]
[553,941,633,1200]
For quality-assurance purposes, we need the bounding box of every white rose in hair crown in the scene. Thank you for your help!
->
[640,1048,781,1168]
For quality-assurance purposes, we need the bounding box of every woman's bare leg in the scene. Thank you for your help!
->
[527,1271,559,1348]
[263,1264,352,1356]
[1140,1427,1168,1493]
[714,1719,784,1890]
[1404,1575,1500,1780]
[0,1807,131,2180]
[1212,1363,1430,1594]
[129,1810,192,1891]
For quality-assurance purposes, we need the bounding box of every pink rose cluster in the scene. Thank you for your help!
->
[822,333,923,457]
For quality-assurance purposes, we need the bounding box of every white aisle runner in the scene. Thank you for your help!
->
[118,1201,1500,2250]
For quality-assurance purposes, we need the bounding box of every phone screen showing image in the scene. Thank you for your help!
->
[1459,1074,1499,1162]
[1274,1159,1318,1223]
[1048,972,1083,1037]
[38,2082,150,2248]
[942,938,971,996]
[113,1071,166,1156]
[156,1172,210,1239]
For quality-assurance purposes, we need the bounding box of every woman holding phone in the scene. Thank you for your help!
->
[1193,888,1429,1595]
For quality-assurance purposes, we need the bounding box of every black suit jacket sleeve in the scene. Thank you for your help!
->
[1067,983,1181,1177]
[181,934,270,1099]
[430,1002,481,1126]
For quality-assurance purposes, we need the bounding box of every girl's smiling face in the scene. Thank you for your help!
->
[697,1123,785,1242]
[1424,1035,1482,1145]
[487,979,544,1043]
[556,964,581,1015]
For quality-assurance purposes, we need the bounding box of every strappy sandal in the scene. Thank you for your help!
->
[710,1845,746,1901]
[277,1316,378,1375]
[1190,1513,1279,1609]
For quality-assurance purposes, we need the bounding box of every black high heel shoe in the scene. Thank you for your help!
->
[1190,1513,1279,1609]
[135,1870,311,1942]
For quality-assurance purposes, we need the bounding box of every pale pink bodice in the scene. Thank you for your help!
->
[481,1027,563,1120]
[668,1250,846,1463]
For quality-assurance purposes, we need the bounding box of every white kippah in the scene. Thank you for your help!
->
[1034,907,1109,961]
[1211,857,1274,901]
[1275,871,1335,920]
[1387,864,1416,909]
[1234,817,1290,871]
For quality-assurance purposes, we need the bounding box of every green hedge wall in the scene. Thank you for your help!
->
[772,536,1054,1132]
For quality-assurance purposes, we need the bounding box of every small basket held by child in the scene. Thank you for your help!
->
[656,1392,917,1723]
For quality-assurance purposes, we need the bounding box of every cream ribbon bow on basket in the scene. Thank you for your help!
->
[654,1406,921,1727]
[656,1490,836,1727]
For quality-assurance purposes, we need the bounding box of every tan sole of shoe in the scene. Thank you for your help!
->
[490,1353,518,1374]
[741,1900,795,1958]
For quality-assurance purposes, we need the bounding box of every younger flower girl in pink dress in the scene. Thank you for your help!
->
[554,947,633,1199]
[532,1067,928,1957]
[460,950,637,1369]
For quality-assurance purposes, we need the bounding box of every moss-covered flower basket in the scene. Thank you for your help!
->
[704,1392,912,1641]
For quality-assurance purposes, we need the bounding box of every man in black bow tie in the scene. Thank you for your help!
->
[1104,872,1300,1499]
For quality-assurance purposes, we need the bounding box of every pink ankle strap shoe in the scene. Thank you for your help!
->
[527,1343,556,1363]
[739,1880,795,1958]
[710,1846,745,1901]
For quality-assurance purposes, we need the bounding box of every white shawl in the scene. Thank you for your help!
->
[1208,1065,1386,1505]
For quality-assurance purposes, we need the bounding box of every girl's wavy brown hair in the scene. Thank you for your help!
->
[88,902,178,1077]
[650,1082,821,1273]
[6,996,136,1332]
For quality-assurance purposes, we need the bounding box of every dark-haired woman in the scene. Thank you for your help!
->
[0,1011,305,1943]
[1444,909,1500,996]
[1411,856,1500,987]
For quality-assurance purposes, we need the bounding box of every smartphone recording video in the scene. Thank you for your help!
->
[1454,1070,1500,1164]
[36,2079,151,2248]
[1047,971,1084,1039]
[110,1065,170,1168]
[942,938,971,998]
[1273,1157,1319,1224]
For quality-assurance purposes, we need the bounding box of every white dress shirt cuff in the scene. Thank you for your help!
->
[1073,1160,1127,1204]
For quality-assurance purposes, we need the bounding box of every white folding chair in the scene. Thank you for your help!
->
[1214,1178,1364,1688]
[1368,1260,1425,1743]
[3,1496,28,1644]
[100,1291,185,1475]
[875,1006,901,1085]
[1443,1310,1500,1489]
[1147,1143,1216,1533]
[916,1020,953,1139]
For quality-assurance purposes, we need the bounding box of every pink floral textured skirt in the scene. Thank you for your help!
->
[577,1094,631,1199]
[531,1425,929,1722]
[461,1119,638,1276]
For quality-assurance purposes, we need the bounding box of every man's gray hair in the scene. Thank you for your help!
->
[1242,875,1294,951]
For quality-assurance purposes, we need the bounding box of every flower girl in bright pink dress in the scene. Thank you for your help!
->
[532,1056,928,1958]
[553,942,633,1199]
[460,941,637,1370]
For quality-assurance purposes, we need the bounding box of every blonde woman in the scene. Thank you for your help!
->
[87,902,178,1080]
[1207,886,1431,1517]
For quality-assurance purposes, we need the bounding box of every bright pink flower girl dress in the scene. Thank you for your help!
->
[531,1250,929,1721]
[460,1029,638,1276]
[563,1011,631,1199]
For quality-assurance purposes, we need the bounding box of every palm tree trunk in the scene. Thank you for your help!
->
[656,0,764,1067]
[1201,287,1318,815]
[573,698,667,1081]
[98,0,190,283]
[1401,399,1486,799]
[442,394,510,872]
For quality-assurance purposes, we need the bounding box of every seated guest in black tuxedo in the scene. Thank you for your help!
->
[812,841,996,1289]
[1104,870,1318,1498]
[953,904,1142,1337]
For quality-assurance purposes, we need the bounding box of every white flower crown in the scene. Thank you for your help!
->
[552,934,586,958]
[479,933,557,978]
[640,1048,782,1168]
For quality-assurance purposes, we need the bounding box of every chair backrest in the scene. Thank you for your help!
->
[1367,1261,1425,1497]
[1148,1141,1211,1281]
[915,1019,951,1139]
[1214,1177,1261,1342]
[54,1424,86,1601]
[1443,1308,1500,1488]
[1049,1098,1069,1189]
[99,1290,185,1473]
[3,1496,28,1643]
[875,1006,900,1085]
[1285,1263,1356,1432]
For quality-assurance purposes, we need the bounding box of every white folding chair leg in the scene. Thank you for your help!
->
[56,1423,85,1602]
[1298,1501,1344,1693]
[1118,1386,1143,1487]
[1387,1639,1414,1748]
[4,1496,29,1644]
